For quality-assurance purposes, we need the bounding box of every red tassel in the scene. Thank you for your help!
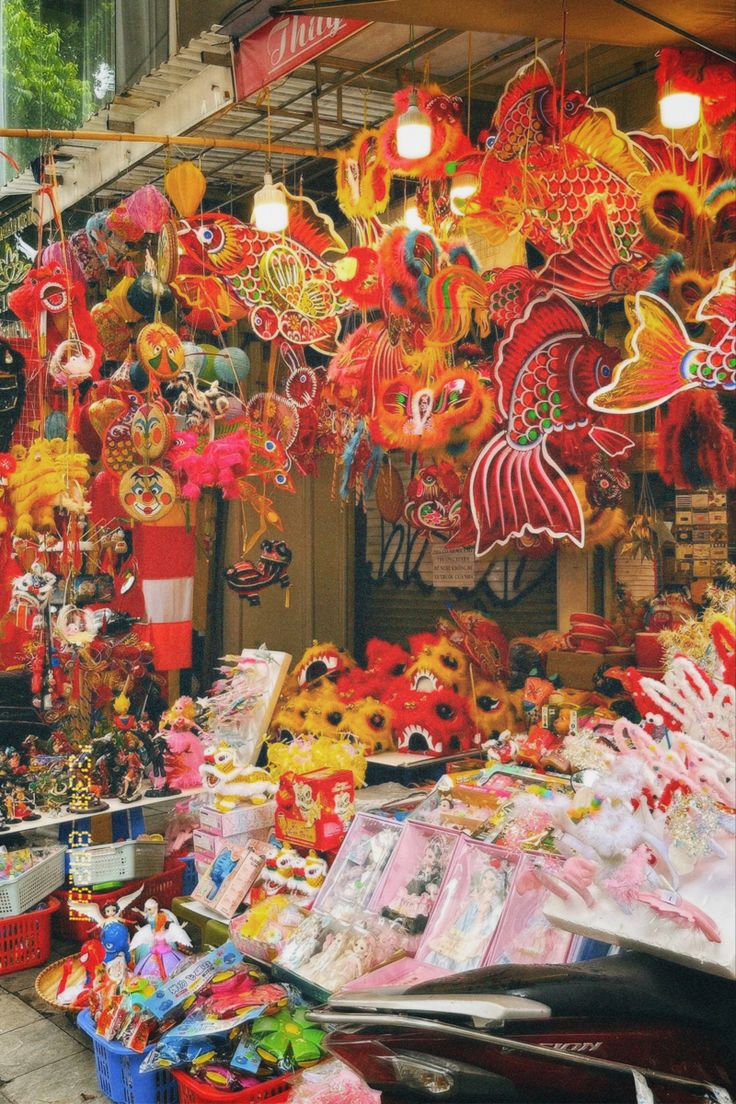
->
[657,392,736,490]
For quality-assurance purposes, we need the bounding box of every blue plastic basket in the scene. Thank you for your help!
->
[178,854,198,896]
[78,1010,179,1104]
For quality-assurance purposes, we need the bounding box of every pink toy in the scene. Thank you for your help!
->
[636,891,721,943]
[169,430,251,501]
[161,696,206,789]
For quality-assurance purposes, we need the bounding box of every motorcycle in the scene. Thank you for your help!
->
[308,952,735,1103]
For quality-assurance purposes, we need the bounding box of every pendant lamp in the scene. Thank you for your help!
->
[252,171,289,233]
[659,89,701,129]
[396,91,432,160]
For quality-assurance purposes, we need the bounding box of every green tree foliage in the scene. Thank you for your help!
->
[4,0,90,130]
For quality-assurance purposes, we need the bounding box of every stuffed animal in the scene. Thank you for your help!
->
[286,642,356,694]
[169,430,251,500]
[200,743,276,812]
[7,437,90,537]
[470,678,525,740]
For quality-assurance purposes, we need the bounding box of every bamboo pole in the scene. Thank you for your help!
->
[0,126,340,160]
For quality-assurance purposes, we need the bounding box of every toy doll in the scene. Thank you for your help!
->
[381,837,449,934]
[161,696,206,789]
[68,887,144,962]
[141,729,180,797]
[130,897,192,980]
[424,863,508,972]
[118,752,145,803]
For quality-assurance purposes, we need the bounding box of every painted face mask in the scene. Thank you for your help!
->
[130,402,171,461]
[136,322,185,381]
[119,463,176,522]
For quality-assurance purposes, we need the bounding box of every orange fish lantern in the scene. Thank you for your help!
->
[136,322,185,382]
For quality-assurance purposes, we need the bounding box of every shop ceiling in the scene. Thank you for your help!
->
[0,0,733,221]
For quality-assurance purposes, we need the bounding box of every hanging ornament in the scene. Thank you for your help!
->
[127,271,174,321]
[164,161,207,218]
[136,322,185,381]
[224,540,293,605]
[213,346,250,385]
[107,274,143,324]
[130,402,171,461]
[119,463,176,523]
[252,172,289,233]
[125,184,172,235]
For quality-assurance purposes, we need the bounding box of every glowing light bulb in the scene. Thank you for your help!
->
[449,171,479,215]
[404,196,429,231]
[659,91,701,129]
[252,172,289,232]
[396,91,432,160]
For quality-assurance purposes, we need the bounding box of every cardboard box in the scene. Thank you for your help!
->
[193,827,257,861]
[546,650,634,691]
[198,801,275,838]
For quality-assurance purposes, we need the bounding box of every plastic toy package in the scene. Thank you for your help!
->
[313,812,402,920]
[275,909,405,995]
[370,822,459,946]
[191,838,270,918]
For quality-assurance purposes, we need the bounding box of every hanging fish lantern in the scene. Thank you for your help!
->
[136,322,185,382]
[164,161,207,218]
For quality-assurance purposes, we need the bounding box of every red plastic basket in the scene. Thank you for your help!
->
[54,863,185,942]
[0,896,59,976]
[173,1072,291,1104]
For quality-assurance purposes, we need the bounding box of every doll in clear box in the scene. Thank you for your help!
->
[331,827,397,918]
[424,862,508,972]
[381,837,448,934]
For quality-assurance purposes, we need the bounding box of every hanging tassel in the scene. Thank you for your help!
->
[284,586,291,610]
[658,392,736,490]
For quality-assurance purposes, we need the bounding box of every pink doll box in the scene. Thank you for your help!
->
[191,839,270,919]
[198,801,276,837]
[369,823,460,951]
[192,829,256,863]
[313,813,403,922]
[342,838,519,993]
[484,853,576,967]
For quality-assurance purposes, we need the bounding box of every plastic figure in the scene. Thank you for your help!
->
[130,898,192,980]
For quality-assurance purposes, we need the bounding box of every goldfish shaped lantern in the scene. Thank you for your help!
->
[472,59,650,257]
[173,191,350,353]
[224,539,292,605]
[590,261,736,414]
[453,291,634,555]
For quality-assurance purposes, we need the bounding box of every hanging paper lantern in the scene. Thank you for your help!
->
[91,301,130,360]
[164,161,206,218]
[130,402,171,460]
[128,360,150,391]
[198,343,219,382]
[107,275,142,324]
[107,202,145,242]
[127,272,174,321]
[68,229,104,283]
[119,463,176,522]
[44,411,67,440]
[213,347,250,385]
[125,185,172,235]
[41,241,85,285]
[137,322,185,381]
[182,341,206,377]
[86,211,127,272]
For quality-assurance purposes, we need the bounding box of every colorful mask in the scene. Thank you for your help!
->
[136,322,185,381]
[119,463,176,522]
[370,367,492,453]
[130,402,171,461]
[404,462,462,539]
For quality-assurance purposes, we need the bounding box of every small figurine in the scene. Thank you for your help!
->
[141,730,180,798]
[11,785,40,821]
[54,938,106,1009]
[224,540,292,606]
[118,752,145,803]
[130,897,192,980]
[67,887,144,962]
[160,697,206,789]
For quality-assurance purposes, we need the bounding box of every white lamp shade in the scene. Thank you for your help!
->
[449,171,479,214]
[659,91,701,129]
[252,172,289,232]
[396,95,433,160]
